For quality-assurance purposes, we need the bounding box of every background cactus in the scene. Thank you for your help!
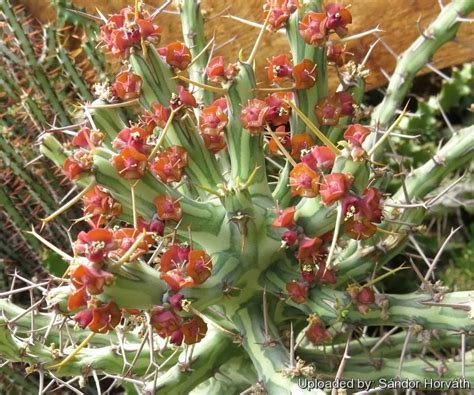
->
[1,0,474,394]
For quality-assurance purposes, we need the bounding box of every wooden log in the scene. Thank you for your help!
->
[15,0,474,91]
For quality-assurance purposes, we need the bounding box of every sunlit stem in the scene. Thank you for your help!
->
[265,127,297,167]
[174,74,226,94]
[148,110,176,163]
[286,100,341,156]
[368,101,410,156]
[26,227,74,262]
[364,264,409,288]
[246,5,272,66]
[48,332,96,371]
[190,182,223,197]
[41,180,95,226]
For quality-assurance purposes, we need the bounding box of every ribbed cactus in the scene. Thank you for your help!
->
[0,0,106,281]
[1,0,474,394]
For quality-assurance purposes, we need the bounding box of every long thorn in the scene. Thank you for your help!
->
[246,6,272,66]
[41,180,95,226]
[286,100,341,155]
[48,332,96,371]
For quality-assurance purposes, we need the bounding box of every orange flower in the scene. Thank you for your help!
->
[112,146,148,180]
[154,194,182,222]
[289,163,320,197]
[293,59,317,89]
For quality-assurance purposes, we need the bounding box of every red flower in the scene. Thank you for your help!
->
[360,188,383,223]
[187,250,213,285]
[272,206,295,228]
[265,92,292,126]
[344,217,377,240]
[74,228,116,263]
[160,42,192,70]
[290,133,314,159]
[72,126,103,148]
[199,104,228,135]
[263,0,298,31]
[297,237,323,262]
[113,126,150,153]
[344,124,371,146]
[70,264,113,295]
[150,306,182,338]
[325,3,352,37]
[82,186,122,227]
[182,315,207,345]
[63,157,86,180]
[110,228,155,261]
[286,280,308,304]
[206,56,225,82]
[240,99,269,135]
[289,163,320,197]
[327,44,347,67]
[347,285,375,314]
[319,173,353,205]
[201,133,227,153]
[99,7,161,57]
[318,264,337,285]
[112,146,148,180]
[170,85,197,109]
[68,287,88,311]
[137,215,165,236]
[159,245,193,290]
[267,54,293,83]
[74,309,93,328]
[299,12,327,46]
[267,125,291,155]
[141,102,171,129]
[302,146,336,170]
[292,59,317,90]
[89,301,122,333]
[281,230,298,246]
[151,145,188,184]
[306,316,331,344]
[154,194,182,222]
[314,95,342,126]
[113,71,143,100]
[335,91,354,117]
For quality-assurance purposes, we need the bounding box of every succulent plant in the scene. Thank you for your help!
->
[1,0,474,394]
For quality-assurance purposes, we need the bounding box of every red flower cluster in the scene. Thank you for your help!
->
[151,306,207,345]
[72,126,104,149]
[306,315,331,344]
[154,194,182,222]
[343,124,371,160]
[299,3,352,46]
[99,6,161,57]
[347,284,375,314]
[150,145,188,184]
[170,85,197,110]
[240,92,293,135]
[74,301,122,333]
[199,97,228,153]
[141,102,171,131]
[82,186,122,227]
[314,91,354,126]
[263,0,298,31]
[158,42,192,70]
[206,56,239,83]
[113,71,143,101]
[267,55,317,90]
[159,245,213,290]
[343,187,383,240]
[319,173,353,205]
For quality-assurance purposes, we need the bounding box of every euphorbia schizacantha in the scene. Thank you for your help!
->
[19,0,474,393]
